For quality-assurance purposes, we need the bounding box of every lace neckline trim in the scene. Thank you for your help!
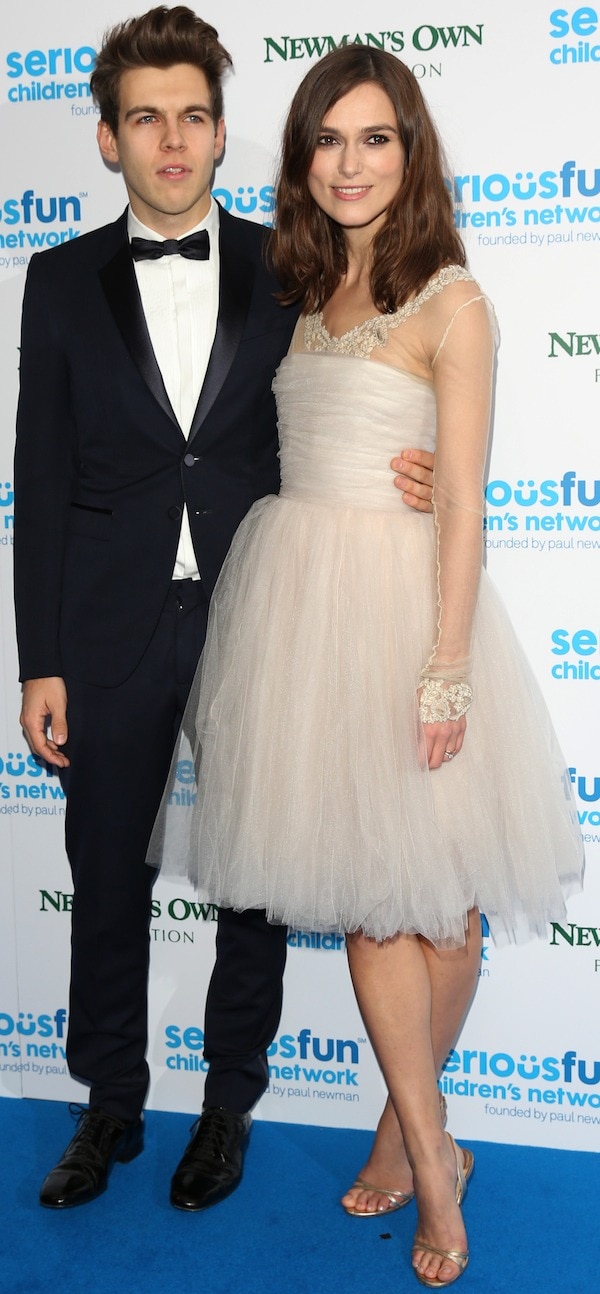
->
[304,265,474,359]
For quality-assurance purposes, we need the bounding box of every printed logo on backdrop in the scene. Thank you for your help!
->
[0,478,12,550]
[548,328,600,385]
[287,929,345,951]
[4,43,96,106]
[548,6,600,65]
[550,627,600,680]
[441,1041,600,1131]
[37,889,386,954]
[263,22,484,78]
[38,885,219,946]
[483,470,599,555]
[455,159,600,250]
[566,767,600,845]
[551,916,600,958]
[212,185,275,225]
[162,1021,366,1105]
[0,1008,68,1078]
[550,848,600,958]
[0,750,64,817]
[0,191,87,275]
[267,1027,365,1107]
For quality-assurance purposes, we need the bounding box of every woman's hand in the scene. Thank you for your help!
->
[421,714,466,770]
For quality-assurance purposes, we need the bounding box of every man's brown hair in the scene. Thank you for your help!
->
[90,6,232,133]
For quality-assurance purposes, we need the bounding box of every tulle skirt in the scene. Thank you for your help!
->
[148,493,583,946]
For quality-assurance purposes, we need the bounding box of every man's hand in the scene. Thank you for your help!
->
[391,448,434,512]
[20,677,70,768]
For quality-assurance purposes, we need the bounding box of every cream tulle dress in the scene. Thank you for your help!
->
[148,266,583,947]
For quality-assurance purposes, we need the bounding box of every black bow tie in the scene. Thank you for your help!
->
[130,230,210,262]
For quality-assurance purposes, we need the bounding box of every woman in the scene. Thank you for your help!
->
[151,46,583,1286]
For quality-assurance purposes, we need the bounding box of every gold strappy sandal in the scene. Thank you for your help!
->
[450,1133,474,1204]
[412,1134,474,1287]
[343,1178,414,1216]
[342,1091,448,1218]
[413,1244,469,1288]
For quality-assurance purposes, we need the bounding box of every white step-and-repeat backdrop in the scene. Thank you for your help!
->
[0,2,598,1150]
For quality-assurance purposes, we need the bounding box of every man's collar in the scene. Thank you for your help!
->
[127,198,220,245]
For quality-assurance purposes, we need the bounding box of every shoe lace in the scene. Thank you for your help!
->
[188,1109,232,1164]
[66,1104,125,1168]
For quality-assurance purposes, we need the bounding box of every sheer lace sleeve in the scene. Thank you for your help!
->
[419,292,496,723]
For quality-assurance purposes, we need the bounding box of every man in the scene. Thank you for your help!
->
[14,6,434,1212]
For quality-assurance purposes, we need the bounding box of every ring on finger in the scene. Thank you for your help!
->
[443,750,455,761]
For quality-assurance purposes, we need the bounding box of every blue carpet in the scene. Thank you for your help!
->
[1,1097,598,1293]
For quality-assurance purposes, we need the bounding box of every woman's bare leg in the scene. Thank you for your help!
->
[344,917,481,1285]
[341,909,480,1216]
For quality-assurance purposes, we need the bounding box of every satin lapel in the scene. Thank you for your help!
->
[98,237,181,433]
[187,211,254,445]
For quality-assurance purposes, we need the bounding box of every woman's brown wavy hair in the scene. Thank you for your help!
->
[270,44,465,314]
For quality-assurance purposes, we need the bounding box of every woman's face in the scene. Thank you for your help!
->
[307,81,406,235]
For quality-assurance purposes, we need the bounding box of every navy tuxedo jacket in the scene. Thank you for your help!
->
[14,207,298,687]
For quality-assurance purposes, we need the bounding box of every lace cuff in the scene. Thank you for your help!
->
[418,678,473,724]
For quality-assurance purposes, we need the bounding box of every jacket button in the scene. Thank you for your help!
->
[168,505,182,520]
[183,453,198,467]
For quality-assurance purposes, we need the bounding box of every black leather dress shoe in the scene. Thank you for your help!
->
[39,1106,144,1208]
[170,1107,251,1211]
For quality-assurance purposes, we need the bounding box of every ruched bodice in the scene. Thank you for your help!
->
[274,354,435,511]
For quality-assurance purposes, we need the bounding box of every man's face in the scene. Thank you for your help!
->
[97,63,225,236]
